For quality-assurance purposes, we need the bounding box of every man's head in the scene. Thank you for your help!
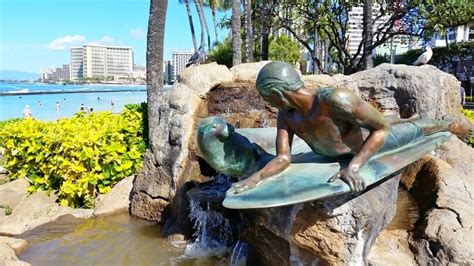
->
[256,61,304,111]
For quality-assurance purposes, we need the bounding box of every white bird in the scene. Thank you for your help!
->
[413,46,433,66]
[186,45,206,67]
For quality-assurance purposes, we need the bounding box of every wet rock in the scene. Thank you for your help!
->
[0,191,93,236]
[0,237,29,266]
[0,179,29,210]
[93,176,134,217]
[241,174,400,265]
[367,230,416,265]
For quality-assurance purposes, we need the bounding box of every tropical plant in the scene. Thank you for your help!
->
[0,107,146,208]
[179,0,198,51]
[147,0,167,163]
[195,0,211,50]
[206,37,233,67]
[269,35,302,66]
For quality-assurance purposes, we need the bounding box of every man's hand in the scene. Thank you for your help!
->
[228,174,261,194]
[328,166,366,193]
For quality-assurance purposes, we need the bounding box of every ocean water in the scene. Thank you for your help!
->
[0,82,153,121]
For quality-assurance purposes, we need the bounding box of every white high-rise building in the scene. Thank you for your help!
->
[69,44,133,80]
[70,47,84,79]
[347,6,390,57]
[171,51,194,82]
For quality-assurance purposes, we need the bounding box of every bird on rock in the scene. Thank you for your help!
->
[186,45,206,67]
[413,46,433,66]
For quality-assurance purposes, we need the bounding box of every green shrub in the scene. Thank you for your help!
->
[466,96,473,102]
[0,108,145,208]
[0,118,22,132]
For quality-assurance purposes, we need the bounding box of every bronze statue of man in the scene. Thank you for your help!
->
[231,61,471,194]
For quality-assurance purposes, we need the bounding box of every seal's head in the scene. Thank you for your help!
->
[256,61,304,112]
[198,116,235,143]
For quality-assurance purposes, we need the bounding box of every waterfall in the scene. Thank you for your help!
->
[184,174,235,258]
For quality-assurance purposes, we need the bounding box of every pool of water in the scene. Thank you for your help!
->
[19,213,228,265]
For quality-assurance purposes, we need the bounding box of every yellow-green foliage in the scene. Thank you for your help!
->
[0,108,145,208]
[462,108,474,147]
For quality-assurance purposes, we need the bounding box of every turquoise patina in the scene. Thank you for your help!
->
[197,117,451,209]
[197,116,272,179]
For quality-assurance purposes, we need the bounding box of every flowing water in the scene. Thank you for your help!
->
[387,186,420,230]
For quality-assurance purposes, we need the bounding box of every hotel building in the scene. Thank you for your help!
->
[171,50,194,82]
[69,44,133,80]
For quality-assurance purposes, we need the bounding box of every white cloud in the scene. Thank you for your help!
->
[48,35,86,50]
[130,28,145,39]
[97,35,115,45]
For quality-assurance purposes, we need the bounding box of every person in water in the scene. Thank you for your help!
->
[231,61,471,194]
[23,105,32,118]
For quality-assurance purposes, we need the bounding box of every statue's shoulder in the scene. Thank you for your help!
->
[316,87,357,103]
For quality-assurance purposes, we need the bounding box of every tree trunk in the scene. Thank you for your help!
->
[212,8,218,44]
[197,1,211,51]
[362,0,373,69]
[195,1,206,48]
[147,0,167,163]
[184,0,198,52]
[261,12,270,60]
[313,29,319,74]
[232,0,242,66]
[244,0,253,62]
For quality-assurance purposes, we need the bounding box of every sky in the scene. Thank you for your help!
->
[0,0,230,73]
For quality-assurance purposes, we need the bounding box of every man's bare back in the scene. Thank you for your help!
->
[280,87,372,158]
[230,61,472,194]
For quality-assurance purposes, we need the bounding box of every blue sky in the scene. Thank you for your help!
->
[0,0,230,73]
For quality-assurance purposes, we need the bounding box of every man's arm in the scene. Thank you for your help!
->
[231,113,293,194]
[328,89,390,192]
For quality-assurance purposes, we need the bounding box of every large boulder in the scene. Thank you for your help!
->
[242,174,400,265]
[93,175,134,217]
[0,191,93,236]
[0,179,29,210]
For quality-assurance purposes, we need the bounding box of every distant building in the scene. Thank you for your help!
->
[163,60,172,84]
[347,6,391,57]
[41,64,70,81]
[69,44,133,80]
[70,47,84,79]
[171,50,194,82]
[430,24,473,47]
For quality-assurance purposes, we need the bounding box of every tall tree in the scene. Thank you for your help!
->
[204,0,220,44]
[179,0,198,52]
[147,0,167,162]
[243,0,254,62]
[231,0,242,65]
[195,0,212,51]
[362,0,373,69]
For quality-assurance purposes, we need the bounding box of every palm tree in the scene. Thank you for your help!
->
[195,0,211,51]
[362,0,373,69]
[179,0,198,52]
[232,0,241,65]
[243,0,253,62]
[204,0,220,44]
[147,0,167,161]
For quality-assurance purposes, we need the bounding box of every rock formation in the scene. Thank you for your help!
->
[129,62,473,264]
